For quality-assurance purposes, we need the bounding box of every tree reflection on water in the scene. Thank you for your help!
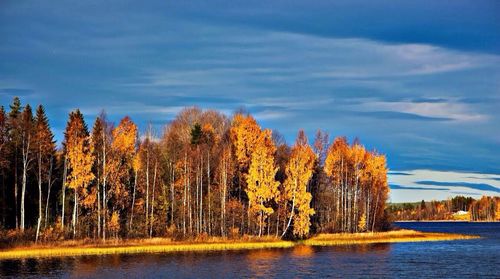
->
[0,243,391,278]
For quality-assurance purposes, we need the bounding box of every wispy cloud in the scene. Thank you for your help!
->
[415,181,500,193]
[390,184,449,191]
[389,169,500,202]
[357,100,487,122]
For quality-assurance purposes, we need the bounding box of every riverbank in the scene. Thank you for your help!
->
[0,230,479,260]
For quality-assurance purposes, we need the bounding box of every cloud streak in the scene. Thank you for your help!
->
[415,181,500,193]
[389,170,500,202]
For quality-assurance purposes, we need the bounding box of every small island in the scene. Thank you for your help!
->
[0,96,485,260]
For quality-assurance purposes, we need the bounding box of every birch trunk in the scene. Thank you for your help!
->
[36,149,42,242]
[62,156,67,230]
[20,134,31,231]
[44,157,54,228]
[149,161,157,237]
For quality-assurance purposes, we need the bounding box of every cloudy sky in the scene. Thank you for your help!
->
[1,0,499,202]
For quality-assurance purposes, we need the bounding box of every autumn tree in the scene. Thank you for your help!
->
[324,137,349,231]
[90,112,113,240]
[108,116,137,235]
[324,137,389,232]
[282,130,316,238]
[362,152,389,231]
[246,129,279,237]
[230,113,262,233]
[65,110,95,237]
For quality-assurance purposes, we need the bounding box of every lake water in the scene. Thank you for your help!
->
[1,222,498,278]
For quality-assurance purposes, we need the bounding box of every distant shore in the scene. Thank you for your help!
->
[0,230,479,260]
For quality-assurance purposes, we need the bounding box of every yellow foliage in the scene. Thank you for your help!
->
[112,116,137,156]
[109,211,120,237]
[231,113,262,171]
[246,129,279,232]
[283,130,316,238]
[67,136,95,192]
[358,213,367,232]
[65,112,95,203]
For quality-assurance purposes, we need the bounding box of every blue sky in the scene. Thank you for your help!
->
[1,0,499,201]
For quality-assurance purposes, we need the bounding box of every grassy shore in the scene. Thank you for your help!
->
[303,229,479,246]
[0,230,478,260]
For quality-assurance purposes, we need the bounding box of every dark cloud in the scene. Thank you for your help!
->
[354,111,451,121]
[415,181,500,193]
[388,172,412,176]
[410,98,448,103]
[167,0,500,54]
[390,184,449,191]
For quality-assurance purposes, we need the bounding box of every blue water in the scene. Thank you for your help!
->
[1,222,498,278]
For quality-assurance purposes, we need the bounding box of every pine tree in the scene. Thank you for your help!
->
[20,104,34,231]
[7,97,22,229]
[91,116,104,239]
[34,105,56,241]
[0,106,8,227]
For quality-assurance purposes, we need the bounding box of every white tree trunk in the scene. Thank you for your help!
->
[149,161,157,237]
[129,169,137,231]
[36,151,42,242]
[72,189,78,237]
[20,136,30,231]
[44,157,53,228]
[62,157,67,230]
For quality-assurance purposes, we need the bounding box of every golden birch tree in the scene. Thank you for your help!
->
[282,130,316,238]
[246,129,279,237]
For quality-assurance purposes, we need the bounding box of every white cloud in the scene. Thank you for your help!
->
[358,100,488,122]
[388,169,500,203]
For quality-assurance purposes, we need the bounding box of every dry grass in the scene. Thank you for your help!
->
[0,230,479,260]
[303,229,479,246]
[0,238,294,260]
[452,212,471,221]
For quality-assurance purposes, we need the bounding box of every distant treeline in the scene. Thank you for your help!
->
[388,196,500,221]
[0,97,389,244]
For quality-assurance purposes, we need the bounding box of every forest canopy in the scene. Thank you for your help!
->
[0,97,390,243]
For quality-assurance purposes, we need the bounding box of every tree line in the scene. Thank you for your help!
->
[388,195,500,221]
[0,97,389,243]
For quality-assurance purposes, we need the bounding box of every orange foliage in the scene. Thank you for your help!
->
[283,130,316,237]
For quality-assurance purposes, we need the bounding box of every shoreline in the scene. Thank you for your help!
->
[303,229,478,246]
[0,230,479,260]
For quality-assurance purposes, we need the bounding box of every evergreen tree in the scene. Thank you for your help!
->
[34,105,56,241]
[20,104,34,231]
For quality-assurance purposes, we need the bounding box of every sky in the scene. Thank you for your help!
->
[0,0,499,202]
